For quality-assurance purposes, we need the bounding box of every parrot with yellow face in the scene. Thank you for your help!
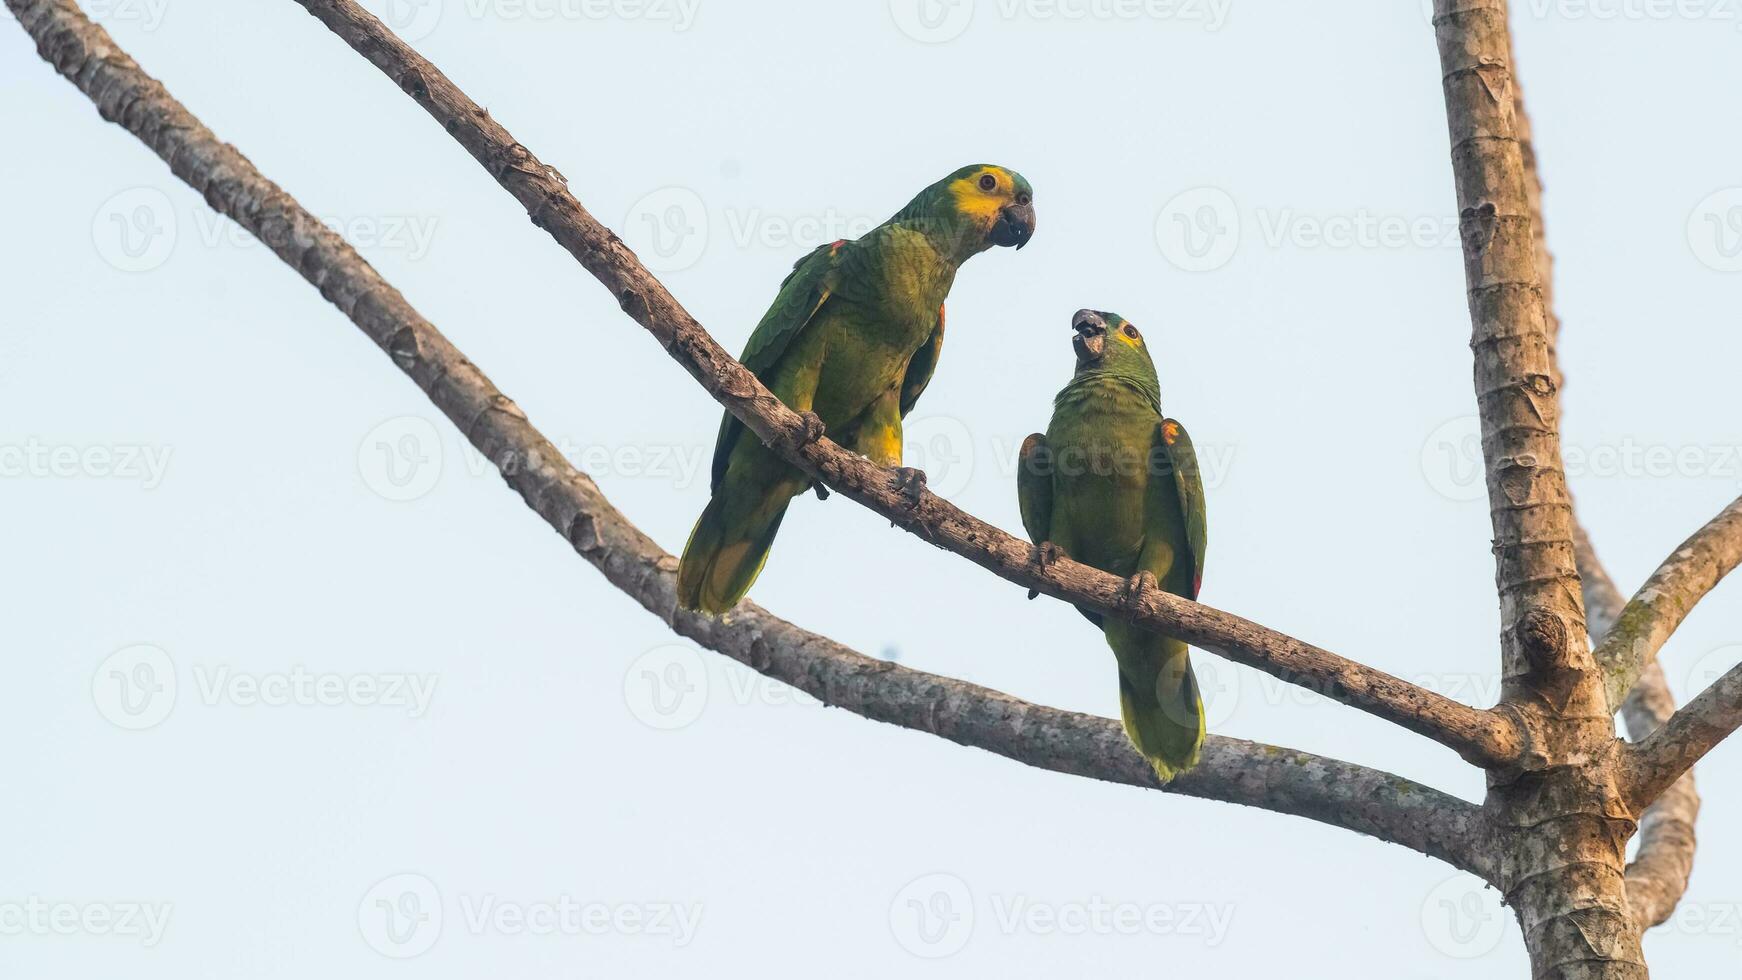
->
[1018,310,1208,782]
[678,165,1036,615]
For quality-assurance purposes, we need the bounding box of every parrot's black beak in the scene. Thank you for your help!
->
[989,201,1036,249]
[1072,309,1107,364]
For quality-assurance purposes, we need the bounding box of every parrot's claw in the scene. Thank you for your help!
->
[812,483,830,501]
[786,411,826,450]
[1035,541,1062,569]
[1028,542,1061,600]
[892,467,928,508]
[1121,570,1159,607]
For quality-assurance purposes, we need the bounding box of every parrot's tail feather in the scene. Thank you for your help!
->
[1113,638,1205,784]
[676,492,791,616]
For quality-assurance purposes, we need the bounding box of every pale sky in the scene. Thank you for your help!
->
[5,1,1742,976]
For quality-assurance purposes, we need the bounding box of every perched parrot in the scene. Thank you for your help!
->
[1017,310,1208,782]
[677,165,1037,615]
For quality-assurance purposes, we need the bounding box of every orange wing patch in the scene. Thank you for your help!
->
[1162,420,1181,445]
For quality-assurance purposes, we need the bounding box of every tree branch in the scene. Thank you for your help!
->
[2,0,1494,876]
[1514,38,1698,929]
[278,0,1522,768]
[1574,531,1698,929]
[1625,661,1742,811]
[1435,0,1593,721]
[1594,496,1742,710]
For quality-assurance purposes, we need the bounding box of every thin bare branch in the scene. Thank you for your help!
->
[2,0,1494,874]
[1626,662,1742,810]
[280,0,1523,768]
[1595,496,1742,710]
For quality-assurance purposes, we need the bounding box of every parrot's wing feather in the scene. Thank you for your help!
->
[1156,418,1208,599]
[1016,433,1055,548]
[709,240,842,491]
[898,304,946,417]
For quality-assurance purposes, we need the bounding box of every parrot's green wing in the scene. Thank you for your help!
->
[898,305,946,417]
[1157,418,1208,599]
[710,240,843,490]
[1016,432,1054,546]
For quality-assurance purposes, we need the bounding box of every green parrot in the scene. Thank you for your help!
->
[1017,310,1208,782]
[677,165,1036,615]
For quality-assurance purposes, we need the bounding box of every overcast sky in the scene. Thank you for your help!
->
[5,0,1742,976]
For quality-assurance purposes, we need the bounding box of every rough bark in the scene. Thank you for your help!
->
[1594,497,1742,710]
[279,0,1522,768]
[1626,663,1742,812]
[1433,2,1643,975]
[1575,530,1699,931]
[1519,42,1699,934]
[0,0,1493,874]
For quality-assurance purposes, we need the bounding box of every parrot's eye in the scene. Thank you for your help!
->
[1015,191,1031,206]
[978,173,998,192]
[1122,324,1141,340]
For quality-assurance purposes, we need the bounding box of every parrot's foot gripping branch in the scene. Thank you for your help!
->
[1121,570,1158,610]
[786,410,827,450]
[1028,541,1063,599]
